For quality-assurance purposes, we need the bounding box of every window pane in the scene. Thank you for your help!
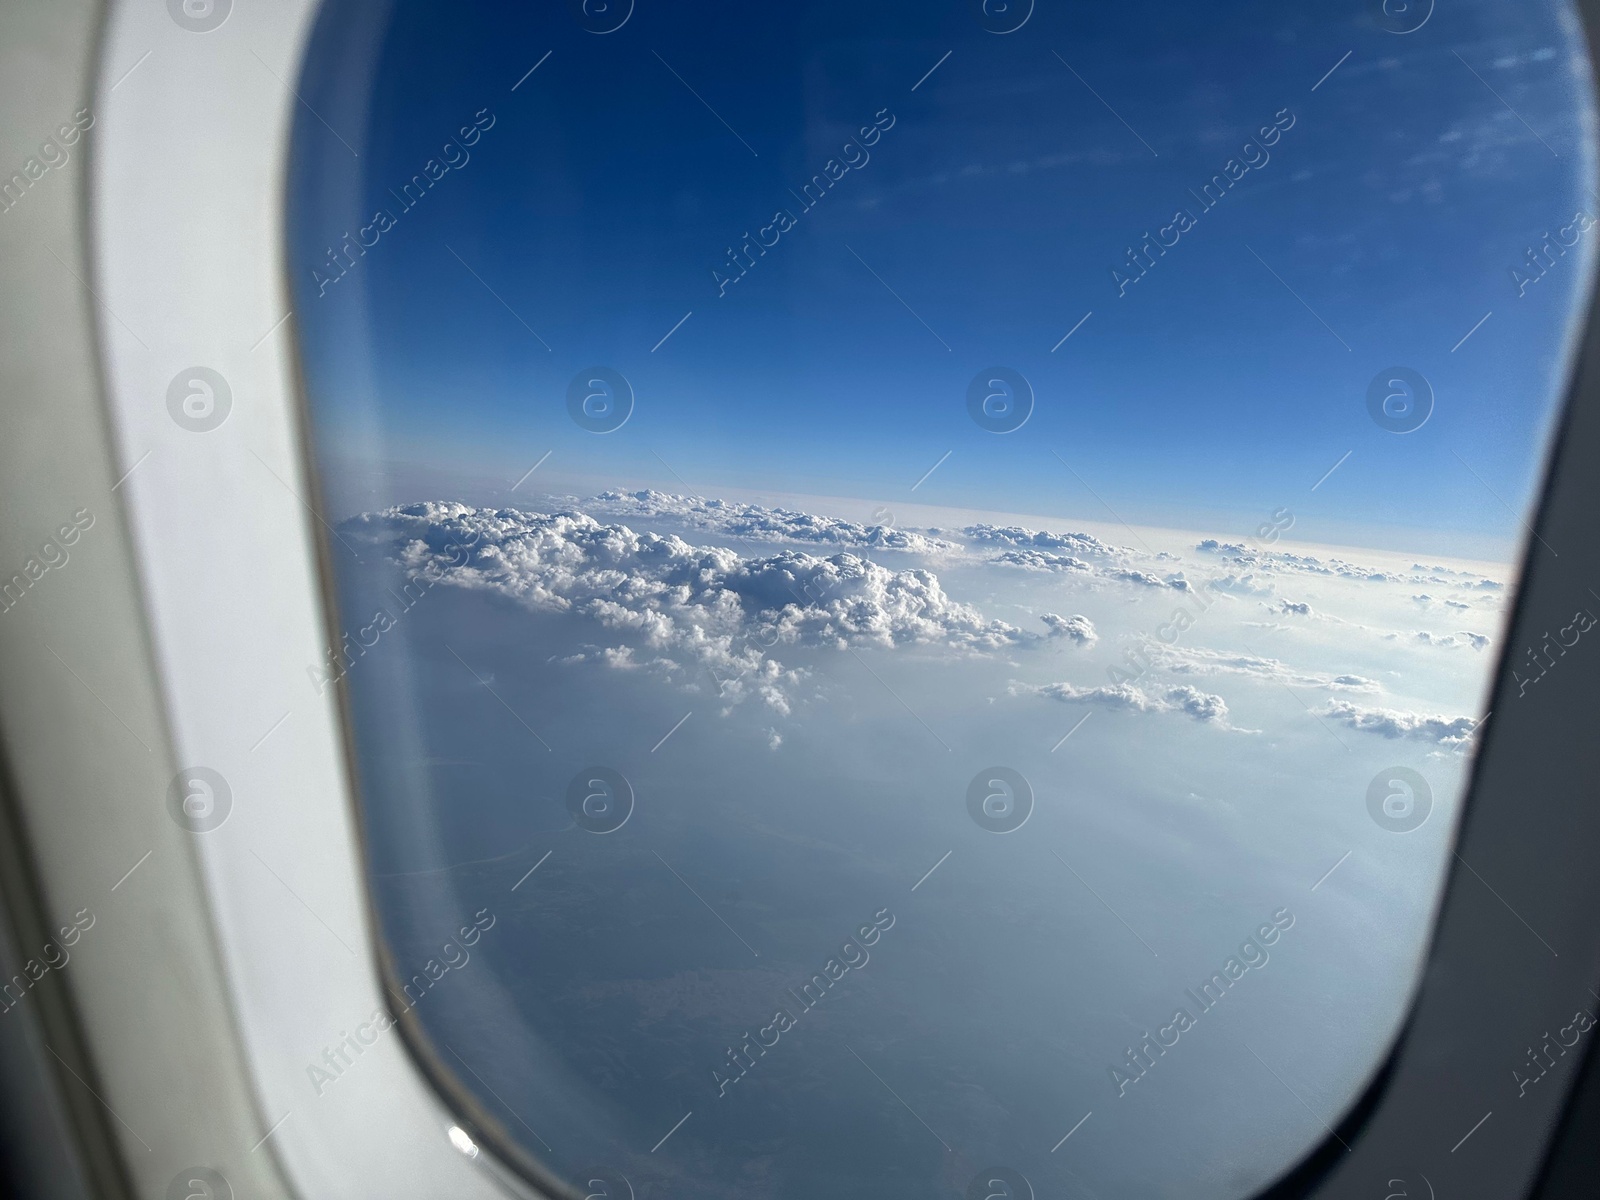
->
[289,3,1596,1196]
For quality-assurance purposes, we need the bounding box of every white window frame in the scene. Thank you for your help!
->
[90,2,543,1196]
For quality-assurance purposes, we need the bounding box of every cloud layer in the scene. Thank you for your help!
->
[343,502,1039,712]
[340,496,1499,745]
[1196,539,1503,591]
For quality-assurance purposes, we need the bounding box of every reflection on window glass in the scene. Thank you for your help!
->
[289,2,1595,1196]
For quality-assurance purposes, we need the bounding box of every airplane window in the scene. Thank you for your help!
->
[287,2,1596,1196]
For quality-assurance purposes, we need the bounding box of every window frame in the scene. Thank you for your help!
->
[86,0,553,1196]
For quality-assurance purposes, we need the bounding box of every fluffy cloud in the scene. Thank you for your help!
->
[550,645,681,675]
[1319,700,1480,747]
[990,547,1189,592]
[1110,569,1187,590]
[587,490,957,553]
[1205,573,1276,596]
[1407,630,1491,650]
[342,502,1029,713]
[965,523,1124,558]
[1026,680,1232,724]
[991,549,1093,573]
[1042,613,1098,644]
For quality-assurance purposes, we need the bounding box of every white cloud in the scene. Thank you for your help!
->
[1143,644,1378,692]
[1042,613,1098,644]
[550,645,681,675]
[1319,700,1480,748]
[1206,573,1276,596]
[1407,630,1491,650]
[1197,540,1503,592]
[989,546,1191,593]
[1109,568,1186,590]
[343,502,1031,714]
[992,549,1093,573]
[343,498,1505,744]
[587,489,957,554]
[964,523,1124,559]
[1023,679,1234,725]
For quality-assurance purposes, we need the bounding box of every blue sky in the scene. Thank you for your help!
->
[291,0,1597,557]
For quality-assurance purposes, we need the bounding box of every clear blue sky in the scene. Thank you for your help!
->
[290,0,1596,556]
